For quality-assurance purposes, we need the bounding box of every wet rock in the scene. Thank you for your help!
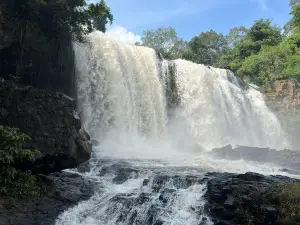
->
[112,167,139,184]
[153,220,164,225]
[143,178,150,186]
[205,172,295,225]
[137,193,151,204]
[77,162,91,173]
[158,188,176,203]
[152,174,203,193]
[152,175,170,192]
[128,210,138,224]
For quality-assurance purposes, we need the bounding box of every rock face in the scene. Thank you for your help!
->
[265,77,300,149]
[205,172,295,225]
[0,172,94,225]
[0,29,12,51]
[0,79,92,174]
[270,79,300,110]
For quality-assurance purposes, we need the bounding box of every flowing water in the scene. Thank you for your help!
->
[56,32,293,225]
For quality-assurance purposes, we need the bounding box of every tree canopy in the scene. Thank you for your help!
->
[138,0,300,86]
[182,30,226,65]
[0,0,113,94]
[136,27,186,60]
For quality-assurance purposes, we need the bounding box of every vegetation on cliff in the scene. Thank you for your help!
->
[0,125,40,197]
[138,0,300,87]
[0,0,113,95]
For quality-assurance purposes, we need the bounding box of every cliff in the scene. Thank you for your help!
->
[265,77,300,149]
[0,79,92,174]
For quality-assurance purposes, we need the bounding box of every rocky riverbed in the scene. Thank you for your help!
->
[1,154,300,225]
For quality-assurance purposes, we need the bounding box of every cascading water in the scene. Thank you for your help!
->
[56,32,293,225]
[162,59,288,149]
[75,32,167,144]
[75,31,288,150]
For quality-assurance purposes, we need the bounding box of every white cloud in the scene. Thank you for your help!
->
[106,26,141,44]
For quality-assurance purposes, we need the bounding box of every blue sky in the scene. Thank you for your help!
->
[99,0,291,43]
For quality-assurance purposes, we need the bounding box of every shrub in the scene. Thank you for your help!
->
[0,125,40,197]
[276,181,300,224]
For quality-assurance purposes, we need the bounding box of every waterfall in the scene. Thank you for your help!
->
[163,59,288,149]
[74,31,288,150]
[74,32,167,144]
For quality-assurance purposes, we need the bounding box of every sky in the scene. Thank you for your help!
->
[96,0,292,44]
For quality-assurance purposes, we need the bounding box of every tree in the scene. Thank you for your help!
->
[183,30,227,65]
[226,26,248,47]
[0,0,113,80]
[88,0,113,33]
[137,27,186,60]
[290,0,300,32]
[237,44,290,85]
[0,125,40,197]
[248,19,282,46]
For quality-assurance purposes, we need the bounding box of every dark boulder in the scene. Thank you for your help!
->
[0,80,92,174]
[205,172,295,225]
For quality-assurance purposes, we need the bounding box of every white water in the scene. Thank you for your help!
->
[56,32,293,225]
[75,32,288,150]
[162,60,288,149]
[75,32,166,143]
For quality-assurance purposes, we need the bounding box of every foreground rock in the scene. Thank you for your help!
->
[205,172,300,225]
[0,80,92,174]
[212,145,300,173]
[0,172,94,225]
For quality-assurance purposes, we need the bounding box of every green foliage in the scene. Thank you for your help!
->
[1,0,113,42]
[248,19,282,45]
[0,125,40,197]
[137,3,300,87]
[0,171,41,198]
[226,26,248,47]
[216,19,290,85]
[285,54,300,75]
[237,44,291,85]
[182,30,226,65]
[136,27,186,60]
[290,0,300,32]
[88,0,113,33]
[0,0,113,88]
